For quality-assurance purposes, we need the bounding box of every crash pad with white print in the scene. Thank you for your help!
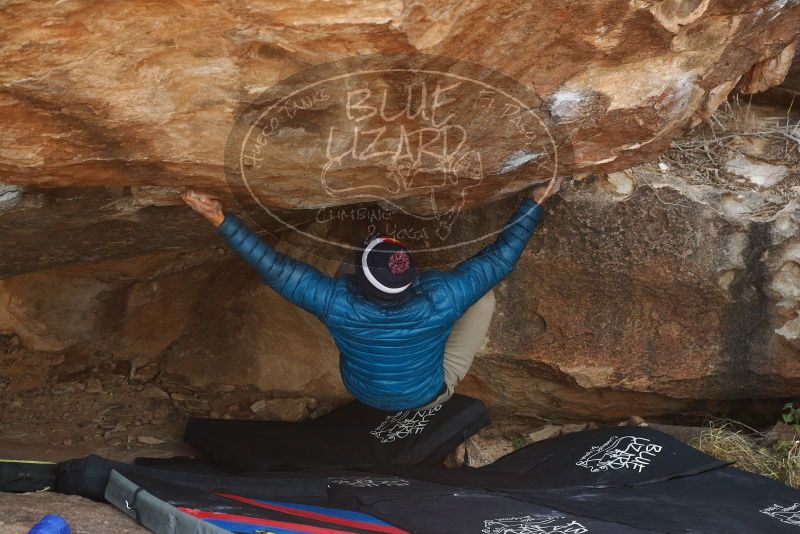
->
[344,489,656,534]
[481,426,728,489]
[512,466,800,533]
[185,394,489,471]
[106,470,408,534]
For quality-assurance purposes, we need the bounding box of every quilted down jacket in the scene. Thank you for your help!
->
[216,198,543,411]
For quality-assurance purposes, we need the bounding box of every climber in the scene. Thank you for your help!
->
[182,177,562,411]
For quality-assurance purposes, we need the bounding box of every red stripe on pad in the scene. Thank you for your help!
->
[215,492,408,534]
[178,507,356,534]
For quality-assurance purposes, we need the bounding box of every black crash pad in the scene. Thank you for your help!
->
[331,468,800,533]
[105,463,800,534]
[91,425,800,533]
[185,394,489,471]
[501,466,800,533]
[107,469,655,534]
[370,426,729,493]
[333,482,656,534]
[481,425,729,488]
[106,470,409,534]
[0,459,57,493]
[56,454,327,502]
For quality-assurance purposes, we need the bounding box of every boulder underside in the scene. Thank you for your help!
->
[1,1,799,422]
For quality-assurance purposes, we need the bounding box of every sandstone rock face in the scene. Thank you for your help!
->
[0,1,798,276]
[465,172,800,419]
[461,99,800,419]
[1,2,799,425]
[2,108,797,422]
[0,249,347,400]
[1,1,799,219]
[762,40,800,105]
[740,40,798,94]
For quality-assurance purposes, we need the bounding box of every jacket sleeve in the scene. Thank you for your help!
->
[216,213,334,318]
[439,197,543,313]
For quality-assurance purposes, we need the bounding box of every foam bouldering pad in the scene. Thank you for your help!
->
[369,426,729,494]
[334,464,800,532]
[56,454,327,502]
[107,469,649,534]
[480,425,730,488]
[506,467,800,533]
[332,482,656,534]
[106,470,408,534]
[96,423,800,534]
[0,459,57,493]
[104,463,800,534]
[184,394,489,471]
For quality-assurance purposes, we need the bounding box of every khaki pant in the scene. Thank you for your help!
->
[417,288,495,409]
[335,263,495,410]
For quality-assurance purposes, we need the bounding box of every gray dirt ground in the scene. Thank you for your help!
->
[0,439,188,533]
[0,492,148,533]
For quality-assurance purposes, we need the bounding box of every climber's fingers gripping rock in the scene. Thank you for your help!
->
[182,189,225,227]
[529,176,565,205]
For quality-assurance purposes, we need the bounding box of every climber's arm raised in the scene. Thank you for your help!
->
[437,177,563,313]
[182,190,334,317]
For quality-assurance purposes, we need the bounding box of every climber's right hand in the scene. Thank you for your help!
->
[182,189,225,228]
[529,176,564,205]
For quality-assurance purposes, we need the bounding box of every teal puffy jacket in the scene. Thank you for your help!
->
[216,198,542,411]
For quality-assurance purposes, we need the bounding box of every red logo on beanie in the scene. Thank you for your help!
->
[388,250,410,274]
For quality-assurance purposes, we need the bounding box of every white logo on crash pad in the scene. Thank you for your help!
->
[576,435,662,473]
[760,503,800,526]
[370,405,442,443]
[482,515,589,534]
[329,476,411,487]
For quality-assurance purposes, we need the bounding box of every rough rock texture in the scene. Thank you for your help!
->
[2,100,797,423]
[760,40,800,104]
[1,2,800,434]
[0,0,796,184]
[0,492,147,534]
[1,1,800,274]
[740,40,798,94]
[445,421,604,468]
[466,172,799,418]
[461,100,800,418]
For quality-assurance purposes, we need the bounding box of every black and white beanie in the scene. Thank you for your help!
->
[355,236,417,302]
